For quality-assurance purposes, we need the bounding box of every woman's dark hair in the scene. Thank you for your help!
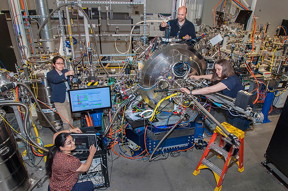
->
[211,59,235,82]
[45,133,70,178]
[52,56,64,65]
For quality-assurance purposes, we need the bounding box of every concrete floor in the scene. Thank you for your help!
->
[30,114,287,191]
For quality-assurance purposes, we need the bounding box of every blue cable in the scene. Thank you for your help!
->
[232,0,245,10]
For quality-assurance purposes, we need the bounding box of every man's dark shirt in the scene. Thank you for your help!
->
[160,19,196,39]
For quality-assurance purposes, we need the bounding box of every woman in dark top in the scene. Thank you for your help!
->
[47,56,74,130]
[181,59,250,131]
[46,128,96,191]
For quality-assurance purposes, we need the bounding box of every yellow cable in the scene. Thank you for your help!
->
[22,149,27,157]
[274,89,287,97]
[149,93,179,121]
[34,80,39,99]
[25,99,42,147]
[31,120,41,145]
[270,48,277,72]
[0,115,46,151]
[174,98,192,108]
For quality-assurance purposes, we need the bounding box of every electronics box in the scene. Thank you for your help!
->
[71,134,109,189]
[126,122,204,156]
[235,90,254,109]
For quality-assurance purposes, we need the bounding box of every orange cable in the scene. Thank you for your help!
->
[244,62,260,104]
[19,0,25,11]
[15,86,25,118]
[173,143,195,152]
[233,0,249,10]
[85,115,91,127]
[277,25,287,36]
[31,146,44,157]
[110,140,148,160]
[36,99,76,129]
[89,116,93,126]
[268,105,273,114]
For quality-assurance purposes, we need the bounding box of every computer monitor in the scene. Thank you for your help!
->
[68,86,112,113]
[71,133,98,151]
[235,10,252,29]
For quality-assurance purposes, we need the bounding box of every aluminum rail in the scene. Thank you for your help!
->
[188,94,239,146]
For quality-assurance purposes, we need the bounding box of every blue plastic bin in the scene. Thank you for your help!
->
[90,110,103,127]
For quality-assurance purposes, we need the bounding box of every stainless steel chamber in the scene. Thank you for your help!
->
[139,43,206,108]
[0,112,30,191]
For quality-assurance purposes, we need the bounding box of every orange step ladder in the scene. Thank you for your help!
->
[193,122,245,191]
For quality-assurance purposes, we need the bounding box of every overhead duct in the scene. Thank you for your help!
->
[36,0,55,52]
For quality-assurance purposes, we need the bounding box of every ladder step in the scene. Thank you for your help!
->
[202,159,222,175]
[210,143,229,159]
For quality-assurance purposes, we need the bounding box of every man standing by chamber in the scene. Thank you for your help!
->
[160,6,196,40]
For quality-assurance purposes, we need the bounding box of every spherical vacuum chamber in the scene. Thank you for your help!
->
[139,43,206,109]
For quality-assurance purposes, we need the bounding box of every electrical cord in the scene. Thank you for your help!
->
[139,110,153,119]
[17,82,57,132]
[149,93,179,121]
[1,114,44,158]
[148,118,183,161]
[0,102,48,152]
[104,95,137,137]
[37,99,75,129]
[150,152,169,161]
[114,19,164,55]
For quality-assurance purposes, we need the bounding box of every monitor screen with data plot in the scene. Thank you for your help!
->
[68,86,112,113]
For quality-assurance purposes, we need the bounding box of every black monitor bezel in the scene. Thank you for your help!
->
[68,86,112,113]
[235,10,252,29]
